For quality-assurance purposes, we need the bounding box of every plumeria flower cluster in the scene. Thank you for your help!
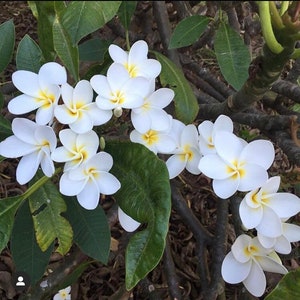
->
[1,39,300,297]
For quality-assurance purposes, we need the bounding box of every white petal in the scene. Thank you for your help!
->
[107,63,130,91]
[73,80,93,104]
[40,152,55,177]
[77,180,100,210]
[0,136,35,158]
[213,177,239,199]
[8,94,41,114]
[35,126,57,150]
[131,111,152,133]
[239,199,263,229]
[283,223,300,242]
[156,135,177,154]
[257,256,288,274]
[51,147,73,163]
[180,124,199,147]
[256,206,282,238]
[240,140,275,170]
[128,40,148,64]
[54,105,78,124]
[257,232,276,249]
[166,155,186,179]
[12,70,40,96]
[108,44,128,64]
[69,113,94,134]
[86,103,113,126]
[59,129,77,151]
[198,154,230,180]
[38,62,67,85]
[95,172,121,195]
[243,260,266,297]
[221,252,251,283]
[90,74,110,96]
[238,164,269,192]
[260,176,280,194]
[61,82,75,108]
[88,152,113,172]
[213,115,233,135]
[77,131,99,156]
[214,131,244,164]
[148,88,174,108]
[59,172,85,196]
[186,150,202,175]
[267,193,300,218]
[118,206,141,232]
[274,235,292,254]
[35,106,54,125]
[16,152,39,184]
[149,109,172,132]
[138,59,162,79]
[12,118,37,144]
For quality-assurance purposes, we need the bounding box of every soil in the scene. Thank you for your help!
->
[0,1,300,300]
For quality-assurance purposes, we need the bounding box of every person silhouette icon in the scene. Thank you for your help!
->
[16,276,25,286]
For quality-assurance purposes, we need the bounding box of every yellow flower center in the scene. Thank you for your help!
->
[244,244,259,257]
[125,63,138,77]
[227,160,246,180]
[142,130,159,145]
[37,90,55,108]
[180,145,193,161]
[110,90,125,105]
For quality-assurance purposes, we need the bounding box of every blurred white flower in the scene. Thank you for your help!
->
[166,119,202,179]
[198,114,233,155]
[131,80,174,133]
[118,206,141,232]
[8,62,67,125]
[54,80,112,133]
[51,129,99,171]
[239,176,300,238]
[198,131,275,199]
[53,286,71,300]
[0,118,56,184]
[59,152,121,210]
[90,63,150,117]
[108,40,161,79]
[221,234,287,297]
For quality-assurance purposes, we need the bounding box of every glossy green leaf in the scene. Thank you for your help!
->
[64,196,110,264]
[265,269,300,299]
[153,51,199,124]
[169,15,210,49]
[62,1,121,46]
[11,201,53,285]
[16,34,44,72]
[106,141,171,290]
[214,22,250,91]
[27,1,62,61]
[53,14,79,82]
[118,1,137,30]
[0,174,51,253]
[0,19,15,74]
[28,172,73,255]
[79,38,110,62]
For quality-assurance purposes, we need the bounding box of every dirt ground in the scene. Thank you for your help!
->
[0,1,300,300]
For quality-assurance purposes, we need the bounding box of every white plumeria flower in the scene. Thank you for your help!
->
[198,131,275,199]
[239,176,300,238]
[129,116,177,155]
[53,286,71,300]
[51,129,99,171]
[131,80,174,133]
[59,152,121,210]
[198,114,233,155]
[257,220,300,254]
[0,118,56,184]
[166,119,202,179]
[90,63,150,116]
[118,206,141,232]
[54,80,112,134]
[108,40,161,79]
[8,62,67,125]
[221,234,288,297]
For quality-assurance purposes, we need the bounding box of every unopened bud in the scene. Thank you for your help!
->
[100,136,106,150]
[114,107,123,118]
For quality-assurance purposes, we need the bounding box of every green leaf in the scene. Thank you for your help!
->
[214,22,251,91]
[0,19,15,74]
[117,1,137,30]
[16,34,44,72]
[62,1,121,46]
[169,15,210,49]
[265,269,300,299]
[11,201,53,285]
[0,114,12,141]
[64,196,110,264]
[106,141,171,290]
[79,38,110,62]
[53,14,79,82]
[28,172,73,255]
[0,173,52,253]
[153,51,199,124]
